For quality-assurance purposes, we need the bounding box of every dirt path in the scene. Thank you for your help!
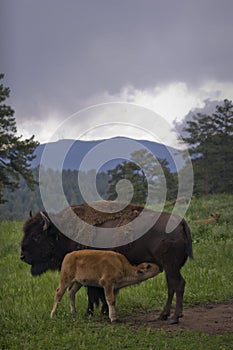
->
[121,303,233,335]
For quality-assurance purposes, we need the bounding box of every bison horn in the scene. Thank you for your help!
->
[40,211,50,231]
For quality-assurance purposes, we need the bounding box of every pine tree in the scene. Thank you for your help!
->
[211,99,233,192]
[107,149,177,205]
[182,99,233,195]
[0,74,39,203]
[107,161,147,205]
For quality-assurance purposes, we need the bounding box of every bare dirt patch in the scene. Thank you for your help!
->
[120,303,233,335]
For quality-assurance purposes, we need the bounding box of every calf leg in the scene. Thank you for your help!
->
[103,285,117,322]
[68,282,82,314]
[50,283,67,318]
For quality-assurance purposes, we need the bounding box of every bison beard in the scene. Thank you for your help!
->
[31,263,50,276]
[21,202,193,324]
[30,261,60,277]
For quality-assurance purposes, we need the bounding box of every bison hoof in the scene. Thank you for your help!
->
[169,318,179,325]
[101,309,109,316]
[157,314,169,321]
[86,310,94,317]
[169,311,183,324]
[110,318,121,323]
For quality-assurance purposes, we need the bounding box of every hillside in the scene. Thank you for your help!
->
[31,137,185,173]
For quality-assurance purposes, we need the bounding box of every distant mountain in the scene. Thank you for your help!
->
[31,137,185,173]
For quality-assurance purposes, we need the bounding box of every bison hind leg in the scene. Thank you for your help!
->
[169,276,185,324]
[159,268,185,324]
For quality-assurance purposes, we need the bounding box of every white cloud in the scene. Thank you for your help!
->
[16,80,233,147]
[199,81,233,101]
[16,113,64,144]
[108,81,233,124]
[117,83,202,123]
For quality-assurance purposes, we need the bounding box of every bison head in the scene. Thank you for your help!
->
[20,211,65,276]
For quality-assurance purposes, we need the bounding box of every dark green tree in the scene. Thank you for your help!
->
[182,99,233,195]
[107,160,147,205]
[107,149,177,205]
[131,149,178,201]
[0,167,111,219]
[0,74,39,203]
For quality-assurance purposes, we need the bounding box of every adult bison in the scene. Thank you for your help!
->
[20,201,193,324]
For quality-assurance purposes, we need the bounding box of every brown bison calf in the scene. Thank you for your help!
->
[50,250,160,322]
[194,213,221,224]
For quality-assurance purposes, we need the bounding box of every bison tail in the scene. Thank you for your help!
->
[183,220,194,259]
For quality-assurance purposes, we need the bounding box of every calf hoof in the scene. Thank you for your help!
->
[110,318,121,323]
[50,311,56,318]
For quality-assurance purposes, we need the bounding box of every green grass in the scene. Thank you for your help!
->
[1,194,233,349]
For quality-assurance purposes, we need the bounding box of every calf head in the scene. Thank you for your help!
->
[136,262,160,280]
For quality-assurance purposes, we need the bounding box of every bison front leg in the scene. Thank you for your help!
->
[100,292,109,315]
[86,287,108,316]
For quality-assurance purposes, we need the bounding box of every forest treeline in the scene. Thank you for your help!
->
[0,152,178,220]
[0,167,109,220]
[1,87,232,221]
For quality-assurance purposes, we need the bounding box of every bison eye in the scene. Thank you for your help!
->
[33,235,42,243]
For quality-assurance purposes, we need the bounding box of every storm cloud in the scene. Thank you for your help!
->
[1,0,233,142]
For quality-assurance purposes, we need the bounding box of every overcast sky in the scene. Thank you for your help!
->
[1,0,233,145]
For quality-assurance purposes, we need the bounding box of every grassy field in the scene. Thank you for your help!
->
[0,194,233,349]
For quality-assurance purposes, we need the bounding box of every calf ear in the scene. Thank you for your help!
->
[40,212,50,231]
[29,211,33,218]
